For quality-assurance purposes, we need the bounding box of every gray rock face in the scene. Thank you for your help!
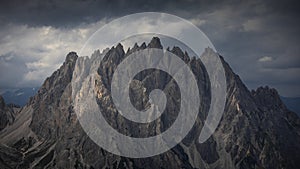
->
[0,37,299,169]
[0,95,20,131]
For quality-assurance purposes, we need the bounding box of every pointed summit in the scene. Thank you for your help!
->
[1,37,300,169]
[171,46,189,63]
[65,52,78,63]
[116,43,123,51]
[203,47,216,55]
[132,43,139,50]
[130,43,140,53]
[252,86,286,110]
[148,37,163,49]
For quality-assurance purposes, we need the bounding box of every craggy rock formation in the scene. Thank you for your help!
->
[0,37,299,169]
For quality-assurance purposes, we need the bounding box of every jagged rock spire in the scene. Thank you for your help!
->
[147,37,163,49]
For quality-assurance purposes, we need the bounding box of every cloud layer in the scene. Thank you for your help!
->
[0,21,106,88]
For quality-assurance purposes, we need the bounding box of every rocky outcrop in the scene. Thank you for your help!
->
[0,37,299,169]
[0,96,20,131]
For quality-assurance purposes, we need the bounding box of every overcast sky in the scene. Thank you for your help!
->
[0,0,299,97]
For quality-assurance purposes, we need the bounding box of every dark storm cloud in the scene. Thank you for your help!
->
[188,0,300,97]
[0,0,226,27]
[1,0,300,28]
[0,0,299,96]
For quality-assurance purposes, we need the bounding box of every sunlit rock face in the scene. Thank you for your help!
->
[0,37,299,169]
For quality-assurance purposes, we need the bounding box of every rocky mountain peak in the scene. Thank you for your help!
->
[252,86,278,95]
[140,42,147,49]
[170,46,190,62]
[116,43,124,52]
[0,95,20,131]
[65,51,78,63]
[147,37,163,49]
[128,42,139,53]
[1,37,299,169]
[251,86,286,110]
[127,42,147,55]
[203,47,216,56]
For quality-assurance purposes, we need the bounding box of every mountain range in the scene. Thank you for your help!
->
[1,88,38,107]
[0,37,299,169]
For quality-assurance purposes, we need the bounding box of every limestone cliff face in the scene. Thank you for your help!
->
[0,37,299,169]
